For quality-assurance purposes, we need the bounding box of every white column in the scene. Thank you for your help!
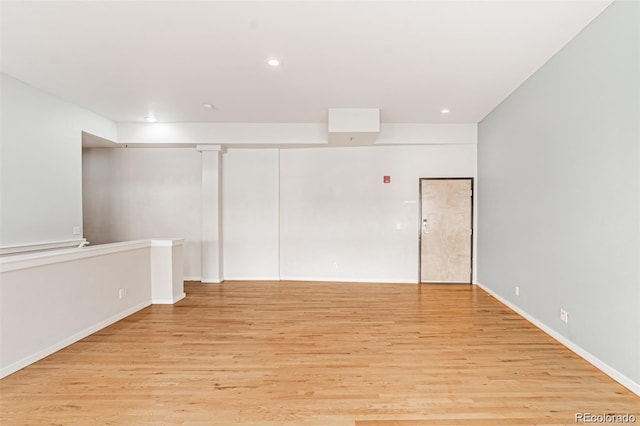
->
[198,145,223,283]
[150,239,186,303]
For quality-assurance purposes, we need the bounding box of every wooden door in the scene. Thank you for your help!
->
[420,178,473,284]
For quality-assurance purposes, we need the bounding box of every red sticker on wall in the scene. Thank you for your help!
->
[383,176,391,183]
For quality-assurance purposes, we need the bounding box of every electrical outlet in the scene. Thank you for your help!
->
[515,286,520,297]
[119,289,126,300]
[72,226,81,235]
[560,308,569,323]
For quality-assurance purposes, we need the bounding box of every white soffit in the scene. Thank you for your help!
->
[117,123,328,145]
[376,123,477,145]
[116,122,475,146]
[81,132,118,148]
[328,109,380,133]
[328,108,380,146]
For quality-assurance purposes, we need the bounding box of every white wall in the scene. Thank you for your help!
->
[478,0,639,391]
[280,145,477,282]
[0,73,117,248]
[222,149,280,279]
[84,144,476,284]
[82,148,202,278]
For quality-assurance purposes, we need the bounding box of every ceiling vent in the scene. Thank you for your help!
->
[328,108,380,146]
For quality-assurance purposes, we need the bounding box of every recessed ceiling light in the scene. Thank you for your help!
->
[267,58,280,67]
[203,103,214,110]
[144,115,157,123]
[440,108,451,114]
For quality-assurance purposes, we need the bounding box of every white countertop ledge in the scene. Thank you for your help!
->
[0,239,184,273]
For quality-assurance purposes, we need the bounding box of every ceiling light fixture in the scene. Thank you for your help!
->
[440,108,451,114]
[144,115,157,123]
[267,58,280,67]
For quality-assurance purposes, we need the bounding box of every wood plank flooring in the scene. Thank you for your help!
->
[1,281,638,425]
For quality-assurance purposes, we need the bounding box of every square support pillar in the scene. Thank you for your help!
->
[198,145,223,283]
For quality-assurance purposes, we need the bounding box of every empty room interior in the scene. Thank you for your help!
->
[1,0,639,424]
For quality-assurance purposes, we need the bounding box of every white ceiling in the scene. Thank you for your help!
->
[1,0,612,125]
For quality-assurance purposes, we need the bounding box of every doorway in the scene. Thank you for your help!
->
[419,178,473,284]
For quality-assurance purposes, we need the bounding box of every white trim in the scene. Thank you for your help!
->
[0,300,151,379]
[279,276,417,284]
[183,276,202,282]
[196,144,222,152]
[0,239,86,255]
[222,276,280,281]
[475,282,640,397]
[0,240,151,273]
[150,238,184,247]
[201,277,222,284]
[152,292,186,304]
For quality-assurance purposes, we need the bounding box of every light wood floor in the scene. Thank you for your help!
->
[1,281,638,425]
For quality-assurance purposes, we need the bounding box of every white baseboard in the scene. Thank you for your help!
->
[187,276,419,284]
[222,276,280,281]
[279,276,417,284]
[201,277,222,284]
[0,300,151,379]
[474,282,640,397]
[152,293,186,304]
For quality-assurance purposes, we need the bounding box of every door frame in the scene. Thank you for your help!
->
[418,177,474,284]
